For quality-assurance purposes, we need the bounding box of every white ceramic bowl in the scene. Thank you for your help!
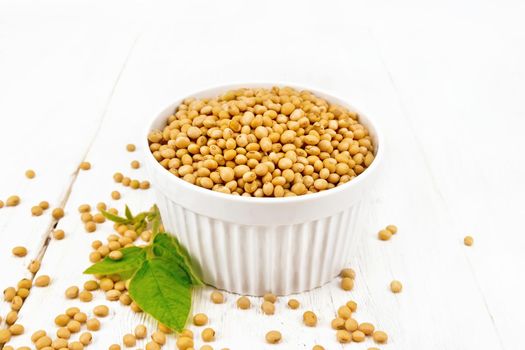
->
[143,83,383,296]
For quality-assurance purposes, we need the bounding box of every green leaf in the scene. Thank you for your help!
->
[129,259,192,332]
[150,205,161,236]
[153,233,203,285]
[118,269,138,281]
[83,246,146,275]
[101,206,160,235]
[101,210,130,224]
[135,212,148,222]
[125,205,134,220]
[152,218,160,236]
[132,212,149,234]
[147,205,159,220]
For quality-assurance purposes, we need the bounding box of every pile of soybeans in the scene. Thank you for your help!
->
[148,86,375,197]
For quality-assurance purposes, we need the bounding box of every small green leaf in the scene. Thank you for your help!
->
[150,205,161,236]
[153,233,203,285]
[134,212,148,223]
[129,259,192,332]
[152,218,160,236]
[101,210,130,224]
[146,205,159,220]
[84,246,146,275]
[133,212,150,233]
[125,205,134,220]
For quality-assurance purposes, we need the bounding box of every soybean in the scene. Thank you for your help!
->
[390,280,403,293]
[12,246,27,257]
[79,290,93,302]
[263,293,277,303]
[337,305,352,319]
[34,275,50,287]
[359,322,375,335]
[86,318,100,331]
[8,323,24,335]
[344,318,358,332]
[340,268,355,279]
[6,195,20,207]
[236,296,251,309]
[79,162,91,170]
[93,305,109,317]
[0,329,11,344]
[341,277,354,291]
[373,330,388,343]
[303,311,317,327]
[378,229,392,241]
[53,229,65,240]
[336,330,351,343]
[135,324,147,339]
[31,205,44,216]
[80,332,93,345]
[287,299,300,309]
[261,301,275,315]
[386,224,398,234]
[210,291,224,304]
[52,207,65,219]
[193,313,208,326]
[201,328,215,342]
[123,333,136,347]
[151,331,166,345]
[352,330,365,342]
[176,336,194,350]
[346,300,357,312]
[25,169,36,179]
[265,330,281,344]
[109,250,123,260]
[331,317,345,330]
[29,260,41,273]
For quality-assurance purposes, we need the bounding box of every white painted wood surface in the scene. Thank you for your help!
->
[1,0,524,349]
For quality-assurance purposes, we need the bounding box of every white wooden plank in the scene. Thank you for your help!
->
[0,0,142,325]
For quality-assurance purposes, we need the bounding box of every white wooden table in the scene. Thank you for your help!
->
[1,0,524,349]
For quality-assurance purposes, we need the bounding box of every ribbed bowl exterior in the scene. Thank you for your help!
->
[156,189,362,296]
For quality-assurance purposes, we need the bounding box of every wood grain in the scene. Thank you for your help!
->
[1,1,524,349]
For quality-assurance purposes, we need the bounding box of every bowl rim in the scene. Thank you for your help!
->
[143,82,383,204]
